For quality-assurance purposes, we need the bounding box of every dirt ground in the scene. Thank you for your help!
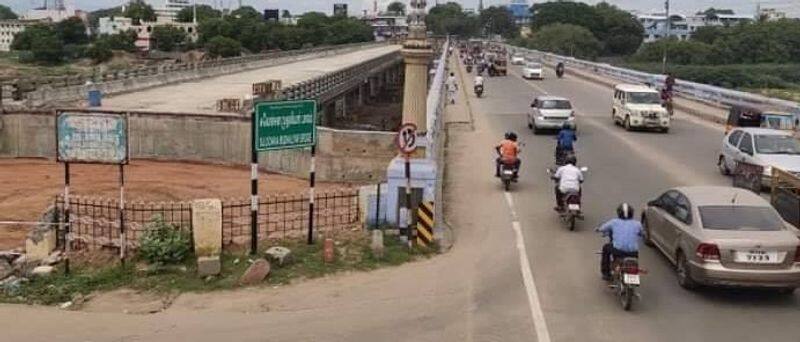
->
[0,159,347,250]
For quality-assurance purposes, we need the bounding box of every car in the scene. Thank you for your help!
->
[725,105,797,135]
[510,54,525,65]
[522,62,544,80]
[527,96,575,134]
[718,127,800,186]
[611,84,670,132]
[642,186,800,292]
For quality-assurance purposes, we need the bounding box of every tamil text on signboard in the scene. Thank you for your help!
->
[254,100,317,151]
[57,112,128,164]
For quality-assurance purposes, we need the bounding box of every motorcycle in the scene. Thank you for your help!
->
[466,64,473,73]
[474,84,484,98]
[554,148,575,167]
[556,63,565,78]
[498,161,518,191]
[547,167,588,230]
[598,235,644,311]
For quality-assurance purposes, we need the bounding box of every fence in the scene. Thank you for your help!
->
[426,38,450,240]
[53,188,360,252]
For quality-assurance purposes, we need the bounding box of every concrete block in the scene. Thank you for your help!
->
[240,258,270,285]
[264,246,292,267]
[25,229,57,262]
[31,265,54,277]
[191,199,222,257]
[197,256,221,276]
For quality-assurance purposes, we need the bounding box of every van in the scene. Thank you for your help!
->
[612,84,670,133]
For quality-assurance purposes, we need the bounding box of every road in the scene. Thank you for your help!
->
[1,57,799,342]
[101,45,400,114]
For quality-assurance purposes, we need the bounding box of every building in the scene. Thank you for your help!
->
[98,16,197,52]
[333,3,348,17]
[24,0,78,23]
[508,0,532,25]
[0,19,48,52]
[759,8,787,21]
[636,12,753,42]
[153,0,191,23]
[362,12,408,42]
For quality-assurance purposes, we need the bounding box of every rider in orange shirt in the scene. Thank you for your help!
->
[495,132,521,178]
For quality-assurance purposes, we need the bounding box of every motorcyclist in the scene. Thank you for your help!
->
[474,74,485,95]
[555,122,577,163]
[495,132,521,179]
[551,154,583,211]
[556,62,565,77]
[596,203,643,281]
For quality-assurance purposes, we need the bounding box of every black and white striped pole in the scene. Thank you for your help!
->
[307,144,316,245]
[396,123,418,247]
[63,162,71,275]
[250,120,259,256]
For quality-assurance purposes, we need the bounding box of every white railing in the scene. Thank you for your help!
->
[426,38,449,160]
[507,45,800,114]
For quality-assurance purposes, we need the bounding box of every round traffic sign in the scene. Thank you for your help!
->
[396,123,418,155]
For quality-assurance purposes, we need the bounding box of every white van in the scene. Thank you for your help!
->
[612,84,670,133]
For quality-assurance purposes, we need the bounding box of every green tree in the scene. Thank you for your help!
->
[326,18,375,44]
[206,35,241,58]
[198,18,234,44]
[124,0,156,24]
[282,10,291,19]
[230,6,262,21]
[633,39,720,65]
[691,26,725,44]
[56,16,89,45]
[0,4,18,20]
[97,31,137,52]
[527,23,602,59]
[297,12,331,46]
[427,2,480,37]
[176,4,221,23]
[593,2,643,55]
[89,7,123,29]
[480,6,518,39]
[531,2,601,33]
[31,32,64,64]
[88,40,114,63]
[151,26,187,51]
[387,1,406,15]
[12,24,52,51]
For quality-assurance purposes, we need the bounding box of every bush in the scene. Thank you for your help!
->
[521,23,602,59]
[205,35,241,58]
[88,41,113,63]
[632,39,721,65]
[138,215,191,266]
[624,63,800,89]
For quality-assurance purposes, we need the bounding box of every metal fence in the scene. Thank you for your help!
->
[54,188,359,252]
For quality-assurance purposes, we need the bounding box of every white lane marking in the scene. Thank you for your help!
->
[504,191,552,342]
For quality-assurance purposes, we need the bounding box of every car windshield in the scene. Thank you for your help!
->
[754,134,800,155]
[540,100,571,109]
[627,92,661,104]
[526,63,542,69]
[699,205,783,231]
[761,114,795,130]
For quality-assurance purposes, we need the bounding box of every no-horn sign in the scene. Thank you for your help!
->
[396,123,418,155]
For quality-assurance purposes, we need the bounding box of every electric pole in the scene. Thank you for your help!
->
[662,0,670,74]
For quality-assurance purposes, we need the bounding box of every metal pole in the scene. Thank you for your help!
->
[63,162,71,275]
[119,164,126,264]
[307,144,316,245]
[662,0,670,74]
[250,119,259,255]
[375,183,381,229]
[404,155,412,247]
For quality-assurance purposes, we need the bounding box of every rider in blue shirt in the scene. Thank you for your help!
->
[597,203,642,281]
[555,122,577,163]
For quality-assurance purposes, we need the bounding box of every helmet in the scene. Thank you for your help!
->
[617,203,634,220]
[565,154,577,165]
[562,122,572,130]
[507,132,518,141]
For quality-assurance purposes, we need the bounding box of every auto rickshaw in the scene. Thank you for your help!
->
[725,105,797,134]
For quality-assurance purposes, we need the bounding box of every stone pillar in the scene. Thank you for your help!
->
[401,1,434,135]
[192,199,222,276]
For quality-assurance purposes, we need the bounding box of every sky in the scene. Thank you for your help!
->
[5,0,800,17]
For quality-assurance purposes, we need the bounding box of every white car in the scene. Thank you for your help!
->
[719,127,800,185]
[510,55,525,65]
[612,84,670,132]
[527,96,575,134]
[522,62,543,80]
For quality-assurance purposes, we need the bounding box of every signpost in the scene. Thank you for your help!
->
[396,123,417,246]
[56,111,129,273]
[251,100,317,253]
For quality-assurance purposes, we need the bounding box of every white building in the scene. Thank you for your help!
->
[637,12,753,43]
[363,12,408,42]
[759,8,787,21]
[0,19,48,52]
[153,0,192,23]
[97,16,197,52]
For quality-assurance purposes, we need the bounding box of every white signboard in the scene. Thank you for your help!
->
[57,112,128,164]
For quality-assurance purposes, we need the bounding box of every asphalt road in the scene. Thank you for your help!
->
[1,57,798,342]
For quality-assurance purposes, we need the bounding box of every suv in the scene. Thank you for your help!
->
[612,84,670,133]
[528,96,575,134]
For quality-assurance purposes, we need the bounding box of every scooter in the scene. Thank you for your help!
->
[598,235,644,311]
[474,84,484,98]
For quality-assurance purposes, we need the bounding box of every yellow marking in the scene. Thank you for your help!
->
[418,211,434,228]
[417,223,433,241]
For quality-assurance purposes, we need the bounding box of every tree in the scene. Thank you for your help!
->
[206,35,241,58]
[89,7,123,29]
[480,6,518,39]
[526,23,602,59]
[633,39,720,65]
[151,26,187,51]
[56,16,89,45]
[691,26,725,44]
[124,0,156,24]
[176,4,221,23]
[387,1,406,15]
[297,12,331,46]
[231,6,262,21]
[88,40,113,63]
[98,31,137,52]
[593,2,643,55]
[31,32,64,64]
[531,2,601,33]
[198,18,234,44]
[427,2,480,37]
[282,10,292,19]
[0,4,18,20]
[326,18,375,45]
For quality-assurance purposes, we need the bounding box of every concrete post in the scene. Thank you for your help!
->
[400,3,433,134]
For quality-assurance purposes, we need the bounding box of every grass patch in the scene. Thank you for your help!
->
[0,234,436,306]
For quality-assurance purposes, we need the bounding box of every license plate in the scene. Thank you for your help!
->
[567,204,580,211]
[503,170,514,175]
[623,274,640,285]
[735,250,780,264]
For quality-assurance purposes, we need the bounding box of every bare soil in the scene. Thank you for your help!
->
[0,159,347,250]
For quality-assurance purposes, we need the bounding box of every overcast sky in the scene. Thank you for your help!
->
[6,0,800,17]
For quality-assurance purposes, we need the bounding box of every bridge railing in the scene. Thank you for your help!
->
[507,45,800,114]
[427,38,450,242]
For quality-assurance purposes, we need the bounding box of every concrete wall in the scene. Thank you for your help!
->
[0,111,396,182]
[22,43,386,108]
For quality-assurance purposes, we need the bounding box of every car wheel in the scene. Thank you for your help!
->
[676,252,698,290]
[528,121,533,129]
[624,116,632,131]
[776,287,796,295]
[718,155,730,175]
[661,127,669,134]
[642,215,655,247]
[533,124,541,135]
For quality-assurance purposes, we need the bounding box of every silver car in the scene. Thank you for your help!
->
[719,127,800,186]
[527,96,575,134]
[642,186,800,292]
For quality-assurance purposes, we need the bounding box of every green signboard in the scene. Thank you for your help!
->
[253,100,317,151]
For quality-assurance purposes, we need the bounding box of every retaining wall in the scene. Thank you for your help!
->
[0,111,396,182]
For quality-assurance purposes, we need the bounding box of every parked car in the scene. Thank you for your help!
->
[510,54,525,65]
[642,186,800,292]
[527,96,575,134]
[718,127,800,186]
[611,84,670,132]
[522,62,544,80]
